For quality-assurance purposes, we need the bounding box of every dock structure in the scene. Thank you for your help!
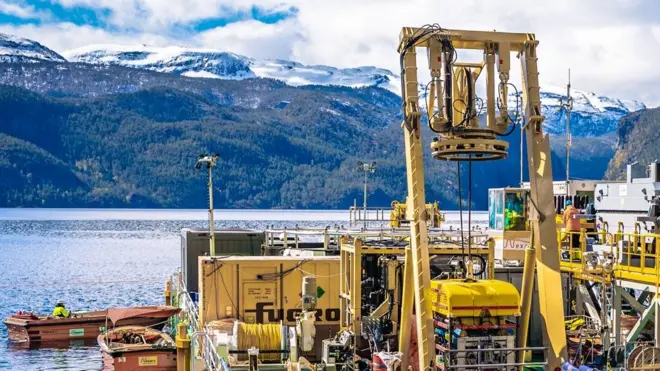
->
[167,224,660,371]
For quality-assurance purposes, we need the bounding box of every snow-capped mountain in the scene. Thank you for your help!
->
[0,33,66,63]
[535,86,646,136]
[0,34,645,137]
[62,44,645,136]
[62,44,399,93]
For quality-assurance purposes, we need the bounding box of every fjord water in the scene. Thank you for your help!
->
[0,208,486,370]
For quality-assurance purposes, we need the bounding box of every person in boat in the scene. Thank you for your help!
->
[52,300,70,318]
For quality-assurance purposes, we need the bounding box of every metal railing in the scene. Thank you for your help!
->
[601,342,656,371]
[612,231,660,278]
[557,228,660,286]
[348,206,390,224]
[261,226,490,253]
[439,346,548,370]
[172,272,226,371]
[626,343,660,370]
[263,227,341,254]
[558,230,613,275]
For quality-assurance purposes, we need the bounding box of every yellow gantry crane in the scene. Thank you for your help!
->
[396,25,567,370]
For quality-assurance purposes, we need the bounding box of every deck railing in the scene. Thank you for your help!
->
[172,272,226,371]
[558,228,660,286]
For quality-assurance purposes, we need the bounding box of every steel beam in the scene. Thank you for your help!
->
[399,28,530,51]
[578,284,602,326]
[521,39,568,367]
[611,284,622,346]
[622,289,648,315]
[626,298,656,343]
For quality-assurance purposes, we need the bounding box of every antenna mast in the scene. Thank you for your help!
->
[196,153,220,256]
[565,69,573,182]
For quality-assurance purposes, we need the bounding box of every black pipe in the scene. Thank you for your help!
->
[442,44,453,127]
[465,67,473,125]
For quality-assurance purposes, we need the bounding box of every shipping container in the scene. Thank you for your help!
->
[199,256,341,361]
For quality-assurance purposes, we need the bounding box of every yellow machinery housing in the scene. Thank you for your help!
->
[429,280,524,370]
[429,279,521,318]
[389,200,444,228]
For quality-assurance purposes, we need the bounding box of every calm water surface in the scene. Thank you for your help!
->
[0,208,485,370]
[0,209,354,371]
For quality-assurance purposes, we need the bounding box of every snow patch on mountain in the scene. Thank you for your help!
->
[537,85,645,114]
[0,33,66,63]
[0,35,634,137]
[533,86,646,136]
[62,44,398,93]
[61,45,646,132]
[182,70,222,79]
[63,44,255,80]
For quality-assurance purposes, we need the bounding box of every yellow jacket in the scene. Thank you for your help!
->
[52,306,70,318]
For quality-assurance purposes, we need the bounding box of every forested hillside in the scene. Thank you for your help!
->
[0,33,649,209]
[0,83,463,208]
[0,79,620,209]
[606,106,660,180]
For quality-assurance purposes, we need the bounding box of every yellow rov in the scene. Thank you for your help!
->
[429,279,527,370]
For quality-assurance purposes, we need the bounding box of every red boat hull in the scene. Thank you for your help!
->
[98,325,177,371]
[101,348,177,371]
[4,306,179,344]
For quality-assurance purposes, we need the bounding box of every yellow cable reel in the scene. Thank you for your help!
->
[235,322,283,361]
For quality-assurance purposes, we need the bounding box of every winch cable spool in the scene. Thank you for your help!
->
[412,26,523,276]
[417,28,522,162]
[235,322,283,361]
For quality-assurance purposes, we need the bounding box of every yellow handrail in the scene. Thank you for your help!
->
[555,228,660,286]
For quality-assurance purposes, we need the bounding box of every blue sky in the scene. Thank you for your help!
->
[0,1,297,34]
[0,0,658,106]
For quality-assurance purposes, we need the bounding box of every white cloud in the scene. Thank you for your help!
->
[0,0,42,19]
[1,0,659,106]
[197,18,304,60]
[275,0,660,106]
[0,22,173,52]
[51,0,294,30]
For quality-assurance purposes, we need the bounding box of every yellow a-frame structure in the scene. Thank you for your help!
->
[397,26,567,370]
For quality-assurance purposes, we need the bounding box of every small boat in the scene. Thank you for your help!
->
[98,326,177,371]
[4,306,180,344]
